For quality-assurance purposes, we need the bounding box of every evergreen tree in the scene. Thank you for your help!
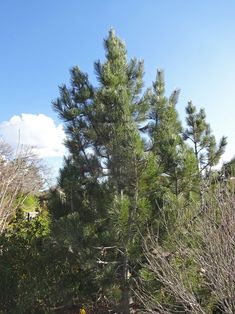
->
[184,101,227,173]
[148,70,198,213]
[94,30,148,313]
[184,101,227,207]
[52,31,227,313]
[53,29,149,313]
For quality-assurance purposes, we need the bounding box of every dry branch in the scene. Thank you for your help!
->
[0,140,45,233]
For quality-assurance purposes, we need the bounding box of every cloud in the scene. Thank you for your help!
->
[0,114,66,158]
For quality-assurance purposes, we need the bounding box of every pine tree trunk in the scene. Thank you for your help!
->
[121,155,139,314]
[121,253,130,314]
[194,141,205,210]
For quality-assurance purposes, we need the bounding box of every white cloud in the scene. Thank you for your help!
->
[0,114,66,158]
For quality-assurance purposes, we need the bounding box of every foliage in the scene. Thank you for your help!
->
[184,101,227,173]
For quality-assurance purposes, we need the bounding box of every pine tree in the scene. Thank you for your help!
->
[149,70,197,203]
[93,30,147,313]
[53,29,149,313]
[184,101,227,207]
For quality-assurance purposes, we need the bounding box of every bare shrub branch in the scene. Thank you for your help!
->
[0,139,45,233]
[135,235,206,314]
[191,188,235,314]
[136,186,235,313]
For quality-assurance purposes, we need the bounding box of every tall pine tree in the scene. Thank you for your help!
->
[53,29,149,313]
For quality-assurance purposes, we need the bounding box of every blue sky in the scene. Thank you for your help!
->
[1,0,235,178]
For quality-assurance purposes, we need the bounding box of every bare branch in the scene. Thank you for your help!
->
[0,140,45,233]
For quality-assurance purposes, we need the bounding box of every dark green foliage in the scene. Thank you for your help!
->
[184,101,227,173]
[149,71,198,200]
[183,101,227,209]
[150,70,182,172]
[0,203,98,313]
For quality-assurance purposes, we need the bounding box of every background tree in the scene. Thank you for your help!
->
[184,101,227,173]
[222,156,235,178]
[184,101,227,208]
[151,72,198,196]
[145,71,198,238]
[0,140,44,233]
